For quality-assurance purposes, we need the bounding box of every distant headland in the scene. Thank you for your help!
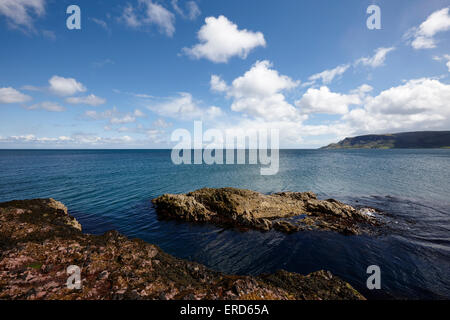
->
[321,131,450,149]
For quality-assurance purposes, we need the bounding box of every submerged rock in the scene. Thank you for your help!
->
[152,188,379,235]
[0,198,364,300]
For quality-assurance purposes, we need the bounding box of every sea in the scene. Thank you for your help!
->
[0,149,449,299]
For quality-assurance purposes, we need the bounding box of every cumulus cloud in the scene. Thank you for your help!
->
[0,0,45,30]
[294,78,450,139]
[183,15,266,63]
[230,61,299,98]
[350,84,374,97]
[406,7,450,49]
[343,78,450,133]
[206,105,223,118]
[210,75,228,92]
[308,64,349,85]
[148,92,199,118]
[27,101,65,112]
[0,87,31,104]
[49,76,86,96]
[295,87,361,115]
[212,118,346,148]
[212,60,302,121]
[365,78,450,115]
[248,77,450,146]
[121,0,175,37]
[66,94,106,106]
[356,47,395,68]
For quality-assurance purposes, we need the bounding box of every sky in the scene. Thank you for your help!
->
[0,0,449,149]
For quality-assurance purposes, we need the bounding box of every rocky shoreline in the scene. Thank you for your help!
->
[153,188,379,235]
[0,198,365,300]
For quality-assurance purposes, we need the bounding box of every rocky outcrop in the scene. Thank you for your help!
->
[152,188,379,235]
[0,198,364,300]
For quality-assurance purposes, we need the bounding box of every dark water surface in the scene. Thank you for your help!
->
[0,149,449,299]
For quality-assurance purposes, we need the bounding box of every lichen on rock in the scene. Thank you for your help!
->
[0,198,365,300]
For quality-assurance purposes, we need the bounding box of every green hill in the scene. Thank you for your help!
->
[321,131,450,149]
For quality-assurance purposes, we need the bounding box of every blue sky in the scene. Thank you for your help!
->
[0,0,449,148]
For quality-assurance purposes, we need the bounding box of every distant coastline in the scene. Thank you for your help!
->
[321,131,450,149]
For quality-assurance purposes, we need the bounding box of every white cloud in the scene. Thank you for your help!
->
[308,64,349,85]
[295,86,361,114]
[133,93,153,98]
[110,114,136,124]
[121,0,175,37]
[433,54,450,72]
[171,0,200,20]
[93,59,115,68]
[90,17,109,31]
[65,94,106,106]
[48,76,86,96]
[350,84,374,97]
[122,4,140,27]
[0,87,31,103]
[113,89,154,98]
[148,92,199,118]
[230,61,299,98]
[210,75,228,92]
[147,92,223,120]
[342,78,450,134]
[406,7,450,49]
[70,134,134,144]
[2,134,38,142]
[85,110,101,119]
[27,101,65,112]
[134,109,146,117]
[304,48,394,87]
[85,107,144,124]
[183,15,266,63]
[365,78,450,115]
[213,60,302,121]
[206,106,223,118]
[0,0,45,30]
[356,47,395,68]
[185,1,200,20]
[219,78,450,147]
[0,134,137,146]
[212,118,342,148]
[153,118,172,128]
[343,109,446,135]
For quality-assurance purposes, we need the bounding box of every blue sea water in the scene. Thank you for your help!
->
[0,149,449,299]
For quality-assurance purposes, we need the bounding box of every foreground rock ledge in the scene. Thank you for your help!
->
[152,188,379,235]
[0,198,364,300]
